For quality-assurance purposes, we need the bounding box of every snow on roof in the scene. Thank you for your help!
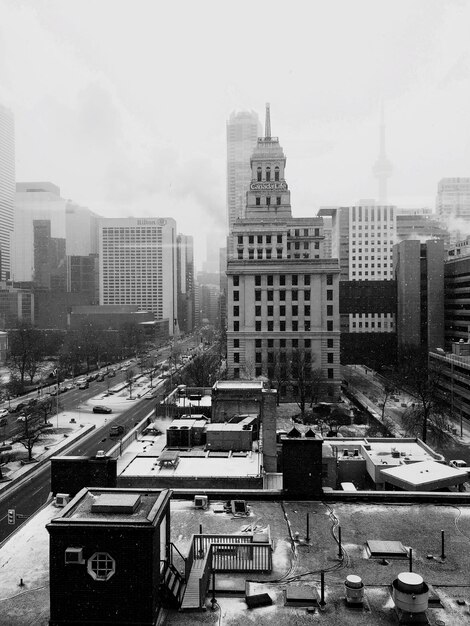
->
[380,460,468,490]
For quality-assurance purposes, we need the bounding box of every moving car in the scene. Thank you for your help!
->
[109,425,125,437]
[78,381,89,390]
[93,405,112,414]
[449,459,468,470]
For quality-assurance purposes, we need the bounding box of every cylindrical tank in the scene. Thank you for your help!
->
[392,572,429,613]
[344,575,364,604]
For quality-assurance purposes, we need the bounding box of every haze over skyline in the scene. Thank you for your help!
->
[1,0,470,268]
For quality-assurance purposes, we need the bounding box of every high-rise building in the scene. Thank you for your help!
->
[13,182,67,284]
[0,104,15,280]
[436,178,470,244]
[99,217,178,334]
[319,202,397,366]
[176,234,194,334]
[226,105,341,399]
[394,239,445,353]
[226,110,262,234]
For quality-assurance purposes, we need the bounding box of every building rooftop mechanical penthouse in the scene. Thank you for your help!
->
[226,104,341,400]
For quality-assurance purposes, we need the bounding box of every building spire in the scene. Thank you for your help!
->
[372,102,393,204]
[265,102,271,139]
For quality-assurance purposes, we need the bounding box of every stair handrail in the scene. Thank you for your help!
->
[170,541,187,569]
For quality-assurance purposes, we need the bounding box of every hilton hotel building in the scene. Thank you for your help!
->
[99,217,178,333]
[226,106,341,399]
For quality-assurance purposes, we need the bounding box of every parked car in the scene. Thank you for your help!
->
[78,381,89,390]
[0,408,9,418]
[449,459,468,470]
[16,414,26,422]
[97,374,105,382]
[107,369,116,378]
[93,405,112,414]
[0,417,8,427]
[109,425,125,437]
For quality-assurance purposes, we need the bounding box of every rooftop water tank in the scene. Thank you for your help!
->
[392,572,429,613]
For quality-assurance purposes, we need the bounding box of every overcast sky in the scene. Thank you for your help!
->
[1,0,470,268]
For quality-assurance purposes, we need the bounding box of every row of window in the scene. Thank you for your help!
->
[256,166,280,181]
[232,367,336,380]
[231,338,335,349]
[247,351,335,364]
[232,320,335,331]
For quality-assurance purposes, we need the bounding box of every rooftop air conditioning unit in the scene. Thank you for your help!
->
[194,495,208,509]
[65,547,85,565]
[55,493,71,507]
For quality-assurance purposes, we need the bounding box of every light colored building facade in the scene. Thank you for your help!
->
[226,110,262,234]
[99,217,178,334]
[436,177,470,243]
[226,106,341,399]
[0,104,15,280]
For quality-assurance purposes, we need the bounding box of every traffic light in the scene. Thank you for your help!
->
[7,509,15,525]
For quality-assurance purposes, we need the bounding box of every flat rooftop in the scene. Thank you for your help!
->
[121,451,261,478]
[380,460,468,490]
[212,380,265,391]
[3,498,470,625]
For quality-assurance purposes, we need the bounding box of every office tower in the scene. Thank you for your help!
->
[65,202,100,256]
[226,104,341,399]
[372,106,393,204]
[319,202,397,366]
[99,217,178,334]
[13,182,67,285]
[436,178,470,243]
[0,104,15,280]
[394,239,445,353]
[176,234,195,334]
[226,110,262,233]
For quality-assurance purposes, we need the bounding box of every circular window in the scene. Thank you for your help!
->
[87,552,116,581]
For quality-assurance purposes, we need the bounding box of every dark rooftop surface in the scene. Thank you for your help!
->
[2,498,470,624]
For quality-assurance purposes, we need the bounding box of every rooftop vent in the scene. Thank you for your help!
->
[91,493,141,514]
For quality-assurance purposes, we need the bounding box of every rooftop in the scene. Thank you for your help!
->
[3,497,470,625]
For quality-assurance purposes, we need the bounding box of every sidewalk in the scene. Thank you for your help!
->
[0,375,158,492]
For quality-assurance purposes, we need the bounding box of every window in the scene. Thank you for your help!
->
[255,306,261,317]
[234,339,239,348]
[238,236,243,245]
[233,306,239,317]
[255,290,261,301]
[257,249,263,259]
[255,321,261,331]
[327,321,333,331]
[280,321,286,331]
[292,274,298,285]
[266,248,272,259]
[267,339,274,348]
[266,235,272,244]
[304,275,310,286]
[268,352,274,362]
[238,250,243,260]
[248,249,254,259]
[305,339,311,348]
[248,235,254,244]
[280,291,286,301]
[255,339,261,348]
[326,274,333,285]
[277,196,281,205]
[327,305,333,316]
[304,322,310,331]
[292,305,298,317]
[326,290,333,301]
[87,552,116,581]
[233,275,239,286]
[233,291,239,301]
[233,353,239,363]
[327,353,334,364]
[304,306,310,316]
[327,368,334,379]
[292,290,298,301]
[275,166,280,181]
[267,290,274,301]
[280,338,286,347]
[257,235,263,243]
[280,275,286,285]
[234,321,239,332]
[266,196,271,206]
[280,305,286,316]
[234,368,240,379]
[255,197,260,206]
[267,305,274,317]
[255,275,261,286]
[257,167,262,181]
[255,367,262,377]
[327,339,333,348]
[268,321,274,331]
[266,167,271,181]
[292,339,298,348]
[292,321,298,331]
[267,275,273,285]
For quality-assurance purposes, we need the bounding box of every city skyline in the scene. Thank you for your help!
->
[1,1,470,269]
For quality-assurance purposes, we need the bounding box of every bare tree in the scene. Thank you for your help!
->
[8,323,46,384]
[126,367,136,399]
[394,345,450,444]
[13,413,45,462]
[379,381,396,422]
[309,368,326,406]
[181,350,220,386]
[290,348,314,418]
[268,353,289,406]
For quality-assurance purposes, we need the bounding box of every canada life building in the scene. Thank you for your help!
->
[226,105,341,399]
[99,217,177,333]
